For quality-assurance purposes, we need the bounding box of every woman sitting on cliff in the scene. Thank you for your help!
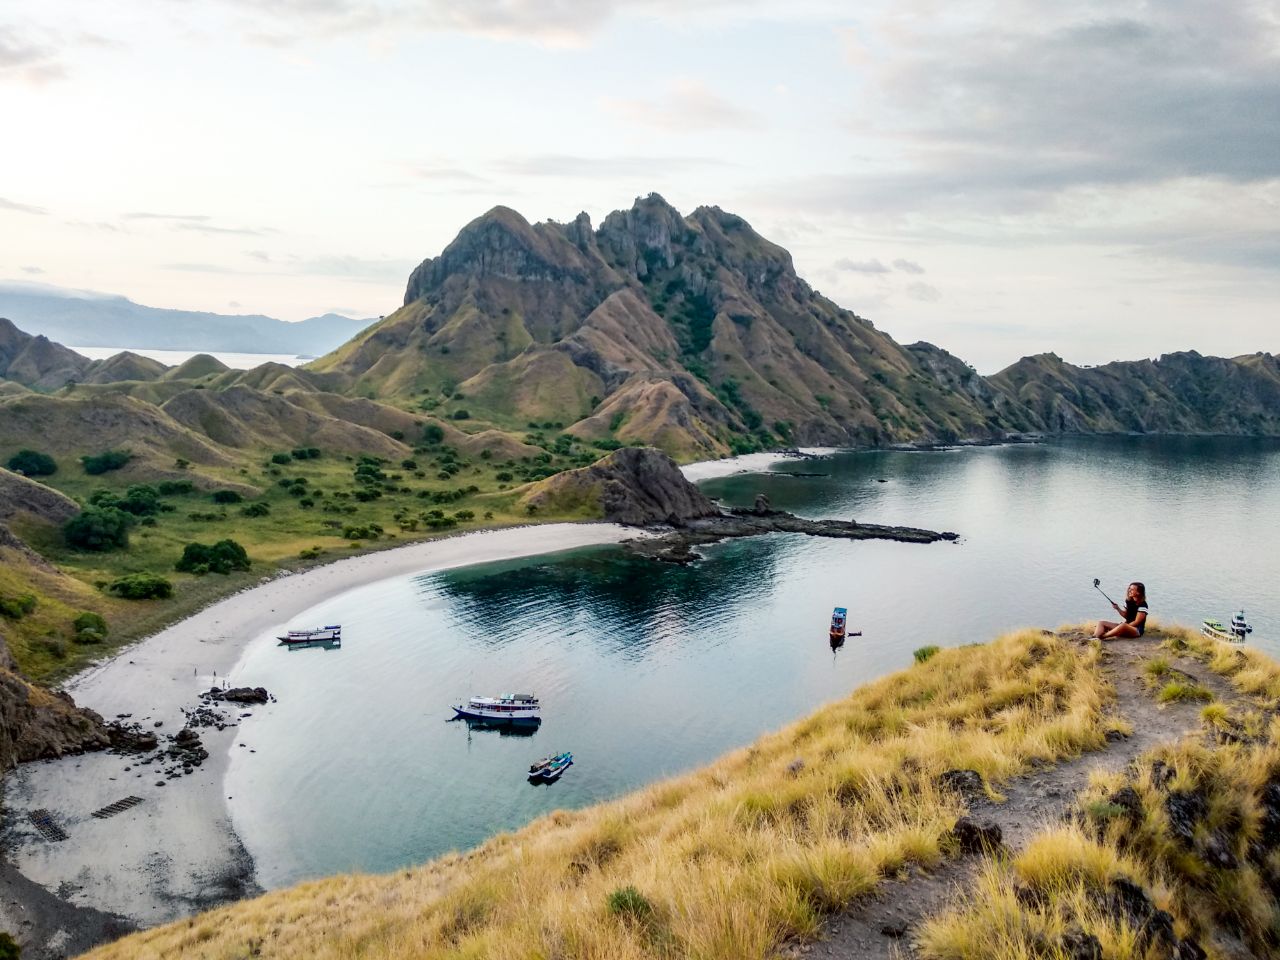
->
[1094,581,1149,640]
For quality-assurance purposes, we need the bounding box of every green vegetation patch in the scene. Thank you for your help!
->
[7,448,57,476]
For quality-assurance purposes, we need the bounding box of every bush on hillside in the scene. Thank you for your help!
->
[6,448,57,476]
[422,423,445,445]
[80,449,133,475]
[270,452,292,465]
[291,447,321,460]
[64,505,133,551]
[211,490,243,504]
[157,480,194,495]
[451,409,471,420]
[241,502,270,517]
[107,573,174,600]
[72,611,108,644]
[0,594,37,620]
[175,539,250,575]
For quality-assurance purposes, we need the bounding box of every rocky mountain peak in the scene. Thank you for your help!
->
[597,193,694,279]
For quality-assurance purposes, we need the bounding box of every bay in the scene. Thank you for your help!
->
[225,436,1280,888]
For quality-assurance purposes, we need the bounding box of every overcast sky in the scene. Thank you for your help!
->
[2,0,1277,372]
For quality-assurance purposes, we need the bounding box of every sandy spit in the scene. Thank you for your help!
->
[1,523,644,950]
[679,447,841,483]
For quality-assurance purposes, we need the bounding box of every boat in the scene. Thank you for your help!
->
[1202,611,1254,644]
[277,624,341,645]
[452,693,541,726]
[830,607,847,642]
[528,752,572,782]
[1231,611,1253,640]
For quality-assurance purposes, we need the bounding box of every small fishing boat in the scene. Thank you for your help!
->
[277,624,341,645]
[830,607,847,642]
[452,693,541,726]
[528,752,572,782]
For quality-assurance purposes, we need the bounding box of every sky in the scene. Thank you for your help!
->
[1,0,1277,373]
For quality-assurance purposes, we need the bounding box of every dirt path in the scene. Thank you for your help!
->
[806,632,1247,960]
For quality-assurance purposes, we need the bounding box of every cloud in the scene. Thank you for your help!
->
[21,265,44,275]
[406,163,489,183]
[893,258,924,274]
[904,281,941,302]
[0,196,47,215]
[227,251,416,283]
[838,3,1280,208]
[494,154,731,178]
[176,222,273,237]
[834,257,890,274]
[603,79,761,133]
[0,25,65,84]
[123,211,212,223]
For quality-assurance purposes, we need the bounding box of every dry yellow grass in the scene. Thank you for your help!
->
[920,625,1280,960]
[83,629,1109,960]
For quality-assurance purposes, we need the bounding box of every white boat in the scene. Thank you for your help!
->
[452,693,541,726]
[1231,611,1253,640]
[277,624,341,645]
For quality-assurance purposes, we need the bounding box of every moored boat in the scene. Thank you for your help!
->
[1231,611,1253,640]
[830,607,847,642]
[452,693,541,726]
[1202,619,1240,643]
[277,624,341,645]
[528,752,572,782]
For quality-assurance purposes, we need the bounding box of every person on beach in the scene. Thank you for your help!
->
[1094,581,1148,640]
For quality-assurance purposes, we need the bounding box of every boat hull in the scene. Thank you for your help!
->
[452,707,541,726]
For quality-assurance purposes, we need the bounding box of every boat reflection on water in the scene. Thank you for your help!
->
[283,639,342,653]
[447,716,540,738]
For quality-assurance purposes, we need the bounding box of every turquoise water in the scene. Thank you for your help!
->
[226,437,1280,888]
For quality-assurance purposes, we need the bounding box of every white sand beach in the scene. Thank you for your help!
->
[679,447,840,483]
[1,523,643,934]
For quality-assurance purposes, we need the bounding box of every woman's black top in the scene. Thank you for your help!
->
[1124,599,1149,636]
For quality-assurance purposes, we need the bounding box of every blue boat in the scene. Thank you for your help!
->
[528,752,573,782]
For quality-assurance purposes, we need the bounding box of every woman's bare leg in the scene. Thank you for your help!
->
[1101,622,1140,640]
[1094,620,1118,638]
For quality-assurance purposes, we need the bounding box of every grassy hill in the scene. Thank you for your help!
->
[78,623,1280,960]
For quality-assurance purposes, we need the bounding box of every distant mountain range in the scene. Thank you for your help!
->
[2,195,1278,463]
[0,285,373,356]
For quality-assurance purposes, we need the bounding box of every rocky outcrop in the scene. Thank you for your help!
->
[524,446,720,525]
[0,467,80,526]
[0,667,110,768]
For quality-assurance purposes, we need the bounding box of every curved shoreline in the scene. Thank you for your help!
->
[2,523,645,953]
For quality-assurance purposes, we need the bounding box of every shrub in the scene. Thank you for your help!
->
[400,459,417,470]
[0,930,20,959]
[422,423,445,445]
[40,636,66,660]
[73,611,107,635]
[291,447,321,460]
[914,645,941,664]
[7,448,56,476]
[117,484,161,516]
[299,546,324,560]
[0,594,37,620]
[454,510,475,521]
[211,490,243,504]
[241,502,271,518]
[157,480,194,495]
[81,449,132,474]
[64,505,133,551]
[298,498,315,509]
[271,452,292,465]
[176,539,251,575]
[174,457,190,469]
[606,886,655,924]
[451,409,471,420]
[495,472,514,482]
[107,573,174,600]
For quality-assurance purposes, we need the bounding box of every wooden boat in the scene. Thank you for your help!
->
[452,693,541,726]
[277,624,341,645]
[528,752,572,782]
[830,607,847,642]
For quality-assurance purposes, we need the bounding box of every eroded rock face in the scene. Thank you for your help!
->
[527,446,721,526]
[0,666,110,768]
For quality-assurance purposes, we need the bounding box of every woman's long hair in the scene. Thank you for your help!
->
[1129,581,1147,604]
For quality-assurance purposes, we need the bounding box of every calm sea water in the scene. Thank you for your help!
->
[74,346,306,369]
[226,436,1280,888]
